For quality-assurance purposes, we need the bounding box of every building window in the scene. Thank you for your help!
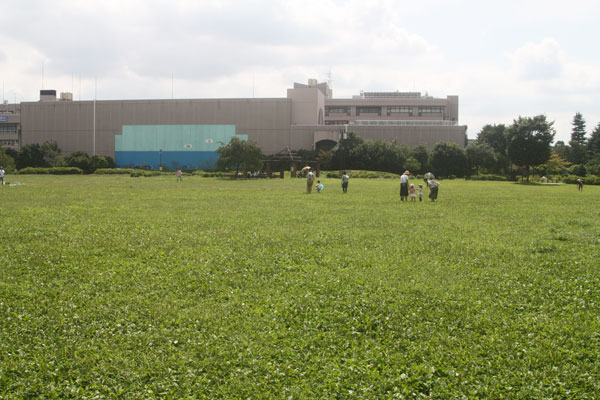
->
[0,125,17,134]
[418,106,443,116]
[387,106,413,116]
[325,106,350,116]
[325,120,349,125]
[356,106,382,116]
[0,139,17,146]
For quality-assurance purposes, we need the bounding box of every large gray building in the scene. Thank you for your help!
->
[1,80,467,159]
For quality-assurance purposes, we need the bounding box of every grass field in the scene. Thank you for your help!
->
[1,175,599,399]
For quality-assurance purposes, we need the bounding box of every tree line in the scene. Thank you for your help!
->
[0,141,115,173]
[317,113,599,179]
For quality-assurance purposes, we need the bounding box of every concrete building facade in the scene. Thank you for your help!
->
[0,102,21,149]
[7,80,467,166]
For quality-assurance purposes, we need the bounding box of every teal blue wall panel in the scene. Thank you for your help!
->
[115,151,218,170]
[114,124,247,169]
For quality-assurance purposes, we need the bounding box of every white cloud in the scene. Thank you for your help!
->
[507,38,565,81]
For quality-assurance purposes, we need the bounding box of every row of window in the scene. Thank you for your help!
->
[326,106,444,116]
[356,106,382,116]
[0,139,18,146]
[419,106,444,113]
[325,107,351,116]
[0,125,18,133]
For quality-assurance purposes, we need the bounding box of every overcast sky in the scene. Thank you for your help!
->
[1,0,599,142]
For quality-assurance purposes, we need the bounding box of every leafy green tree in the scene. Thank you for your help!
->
[566,113,588,165]
[506,115,555,180]
[404,157,421,174]
[90,155,110,171]
[570,164,587,177]
[0,146,16,171]
[316,150,333,170]
[588,123,600,156]
[585,152,600,176]
[331,131,365,171]
[466,142,497,175]
[40,140,63,167]
[65,151,93,173]
[216,137,263,175]
[13,141,65,170]
[476,124,507,155]
[567,141,588,165]
[350,140,409,174]
[553,141,570,160]
[410,144,430,173]
[571,112,587,146]
[15,143,46,170]
[104,156,116,169]
[430,142,467,178]
[542,152,570,175]
[475,124,509,173]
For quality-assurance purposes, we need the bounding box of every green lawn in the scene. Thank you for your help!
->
[1,175,599,398]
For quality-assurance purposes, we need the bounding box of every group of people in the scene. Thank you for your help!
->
[304,169,439,200]
[305,170,350,194]
[400,170,439,202]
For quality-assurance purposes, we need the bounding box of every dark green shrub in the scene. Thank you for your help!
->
[570,164,588,177]
[95,168,136,175]
[18,167,83,175]
[64,151,93,174]
[18,167,50,174]
[324,170,400,179]
[49,167,84,175]
[130,170,161,177]
[470,174,508,181]
[562,175,600,184]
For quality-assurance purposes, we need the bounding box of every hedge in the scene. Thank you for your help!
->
[468,174,508,181]
[18,167,83,175]
[94,168,137,175]
[129,170,162,177]
[324,170,401,179]
[562,175,600,185]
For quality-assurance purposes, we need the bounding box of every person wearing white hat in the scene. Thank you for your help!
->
[306,170,315,193]
[400,170,410,201]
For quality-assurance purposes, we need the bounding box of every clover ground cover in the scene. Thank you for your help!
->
[1,176,599,398]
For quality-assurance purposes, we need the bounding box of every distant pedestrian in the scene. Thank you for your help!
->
[409,183,416,201]
[425,178,440,201]
[418,184,423,202]
[577,178,583,191]
[341,171,349,193]
[400,170,410,201]
[177,169,182,182]
[0,166,4,186]
[306,171,315,193]
[316,180,324,193]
